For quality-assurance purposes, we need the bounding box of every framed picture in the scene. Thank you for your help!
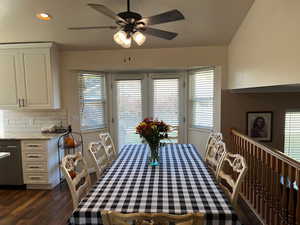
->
[247,111,273,142]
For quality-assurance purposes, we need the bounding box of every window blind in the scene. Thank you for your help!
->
[284,111,300,161]
[189,68,215,129]
[79,73,106,130]
[116,80,142,148]
[153,78,179,126]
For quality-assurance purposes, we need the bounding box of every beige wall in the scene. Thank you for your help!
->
[221,90,300,151]
[227,0,300,89]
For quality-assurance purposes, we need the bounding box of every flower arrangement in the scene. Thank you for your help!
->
[136,118,170,166]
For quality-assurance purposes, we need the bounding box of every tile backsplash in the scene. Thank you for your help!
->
[0,110,68,133]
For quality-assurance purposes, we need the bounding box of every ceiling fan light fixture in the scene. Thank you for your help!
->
[36,12,52,21]
[114,30,132,48]
[132,31,146,46]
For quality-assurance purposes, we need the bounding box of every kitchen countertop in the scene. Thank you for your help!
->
[0,132,63,140]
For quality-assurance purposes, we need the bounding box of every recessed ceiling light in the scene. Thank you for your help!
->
[36,13,52,21]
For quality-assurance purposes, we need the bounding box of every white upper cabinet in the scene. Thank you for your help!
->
[0,43,60,109]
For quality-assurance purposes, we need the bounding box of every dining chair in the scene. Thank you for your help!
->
[217,153,248,207]
[88,141,110,180]
[99,132,117,163]
[204,132,223,160]
[101,211,204,225]
[61,152,91,209]
[205,141,227,176]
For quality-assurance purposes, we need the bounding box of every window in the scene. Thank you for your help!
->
[284,111,300,161]
[79,73,106,130]
[189,68,215,129]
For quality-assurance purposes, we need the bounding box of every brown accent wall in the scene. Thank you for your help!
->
[221,90,300,151]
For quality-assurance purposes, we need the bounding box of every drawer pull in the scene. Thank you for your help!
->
[29,176,42,180]
[27,155,40,158]
[7,145,17,149]
[29,166,41,169]
[27,144,41,148]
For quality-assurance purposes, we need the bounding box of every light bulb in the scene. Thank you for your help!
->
[120,36,132,48]
[132,31,146,46]
[36,12,52,21]
[113,30,132,48]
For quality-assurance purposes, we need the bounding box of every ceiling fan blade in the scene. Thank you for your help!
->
[68,26,117,30]
[142,27,178,40]
[140,9,184,26]
[88,3,126,23]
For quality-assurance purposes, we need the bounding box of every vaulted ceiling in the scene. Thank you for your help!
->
[0,0,254,50]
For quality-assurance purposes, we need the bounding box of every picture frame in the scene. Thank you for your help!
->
[247,111,273,142]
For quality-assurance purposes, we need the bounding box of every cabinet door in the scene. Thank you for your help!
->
[21,48,53,108]
[0,50,22,108]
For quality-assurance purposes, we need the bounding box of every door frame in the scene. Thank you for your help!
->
[148,72,187,144]
[111,73,147,149]
[111,71,188,148]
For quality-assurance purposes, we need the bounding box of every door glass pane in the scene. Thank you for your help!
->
[153,78,179,142]
[116,80,142,148]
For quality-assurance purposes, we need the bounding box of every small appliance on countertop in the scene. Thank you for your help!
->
[41,121,67,134]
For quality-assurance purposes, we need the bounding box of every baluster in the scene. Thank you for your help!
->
[261,149,266,221]
[270,155,278,225]
[288,166,296,225]
[276,158,283,225]
[253,145,258,210]
[256,146,261,215]
[296,169,300,225]
[281,162,289,225]
[265,153,271,225]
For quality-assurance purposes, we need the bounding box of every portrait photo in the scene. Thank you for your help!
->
[247,111,273,142]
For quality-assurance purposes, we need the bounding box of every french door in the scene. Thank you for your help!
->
[112,73,186,149]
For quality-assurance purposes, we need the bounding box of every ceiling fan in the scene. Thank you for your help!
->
[68,0,185,48]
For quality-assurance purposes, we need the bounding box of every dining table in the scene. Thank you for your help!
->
[68,144,241,225]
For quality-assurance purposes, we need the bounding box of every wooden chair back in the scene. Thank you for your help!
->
[61,152,91,209]
[88,141,109,180]
[204,132,223,160]
[99,132,117,162]
[101,211,204,225]
[217,153,248,207]
[205,141,227,176]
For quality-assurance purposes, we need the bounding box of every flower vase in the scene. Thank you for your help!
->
[148,144,159,166]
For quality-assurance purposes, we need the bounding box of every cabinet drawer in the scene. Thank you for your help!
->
[23,161,48,173]
[22,141,47,152]
[24,173,49,184]
[22,152,47,162]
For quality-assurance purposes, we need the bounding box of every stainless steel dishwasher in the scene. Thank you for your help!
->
[0,140,24,186]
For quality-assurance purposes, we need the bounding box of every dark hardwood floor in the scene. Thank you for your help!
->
[0,176,259,225]
[0,182,73,225]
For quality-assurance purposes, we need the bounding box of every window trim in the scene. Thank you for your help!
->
[188,67,216,130]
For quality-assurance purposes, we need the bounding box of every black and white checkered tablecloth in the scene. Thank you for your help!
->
[68,144,241,225]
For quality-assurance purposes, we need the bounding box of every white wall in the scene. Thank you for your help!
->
[228,0,300,89]
[60,46,227,164]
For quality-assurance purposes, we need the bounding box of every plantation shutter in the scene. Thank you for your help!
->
[152,78,180,126]
[79,72,106,130]
[189,68,215,129]
[284,111,300,161]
